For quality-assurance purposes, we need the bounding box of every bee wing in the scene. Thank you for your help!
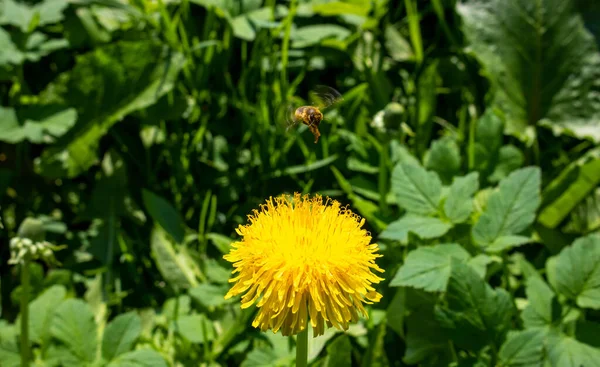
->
[285,103,299,131]
[309,85,343,110]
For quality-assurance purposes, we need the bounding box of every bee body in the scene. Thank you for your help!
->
[285,86,343,144]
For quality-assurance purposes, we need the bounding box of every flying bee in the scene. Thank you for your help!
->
[285,85,343,143]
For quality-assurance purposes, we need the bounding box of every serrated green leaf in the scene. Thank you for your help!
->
[35,41,185,178]
[546,234,600,309]
[498,328,547,367]
[435,259,514,351]
[379,215,452,244]
[485,235,533,253]
[102,312,142,361]
[546,331,600,367]
[488,145,525,183]
[444,172,479,223]
[0,0,69,32]
[172,314,216,344]
[151,227,198,291]
[458,0,600,143]
[50,299,98,363]
[425,137,461,184]
[142,189,186,244]
[391,162,442,215]
[389,244,471,292]
[106,349,168,367]
[521,277,560,328]
[472,167,541,245]
[26,285,66,346]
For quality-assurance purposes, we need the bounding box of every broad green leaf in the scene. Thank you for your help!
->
[142,189,186,244]
[389,244,471,292]
[50,299,98,363]
[0,105,77,144]
[44,345,81,367]
[325,335,352,367]
[162,295,191,321]
[458,0,600,143]
[444,172,479,223]
[546,331,600,367]
[0,28,22,66]
[0,0,69,32]
[575,320,600,348]
[485,235,533,253]
[291,25,351,48]
[151,227,198,291]
[473,111,503,176]
[539,149,600,228]
[386,288,405,337]
[35,41,185,178]
[106,349,168,367]
[546,234,600,309]
[391,162,442,215]
[102,312,142,361]
[0,322,20,367]
[189,283,232,309]
[488,145,525,183]
[521,277,560,328]
[172,314,216,344]
[26,285,66,346]
[435,260,514,351]
[499,328,547,367]
[206,232,234,254]
[472,167,541,245]
[379,215,452,244]
[425,137,461,184]
[384,24,414,62]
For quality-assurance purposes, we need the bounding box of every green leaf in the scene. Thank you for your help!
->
[488,145,525,183]
[546,233,600,309]
[472,167,541,245]
[0,0,69,32]
[499,328,546,367]
[50,299,98,363]
[0,105,77,144]
[435,259,514,351]
[325,335,352,367]
[473,111,503,176]
[384,24,414,62]
[172,314,216,344]
[425,137,461,184]
[291,25,351,48]
[102,312,142,361]
[389,244,471,292]
[458,0,600,143]
[444,172,479,223]
[546,331,600,367]
[106,349,168,367]
[539,149,600,228]
[391,162,442,215]
[189,283,232,309]
[35,41,185,178]
[403,309,451,365]
[521,277,560,328]
[151,226,198,291]
[26,285,66,346]
[379,215,452,244]
[485,235,533,253]
[0,322,20,367]
[142,189,186,244]
[44,345,81,367]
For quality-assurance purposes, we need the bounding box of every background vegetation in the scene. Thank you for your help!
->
[1,0,600,366]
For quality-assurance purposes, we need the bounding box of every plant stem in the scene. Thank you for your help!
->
[296,326,309,367]
[20,257,30,367]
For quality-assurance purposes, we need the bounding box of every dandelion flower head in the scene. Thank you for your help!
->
[223,193,384,337]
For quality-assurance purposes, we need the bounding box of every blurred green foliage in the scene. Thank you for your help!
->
[1,0,600,366]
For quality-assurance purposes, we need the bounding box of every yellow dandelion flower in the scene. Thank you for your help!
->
[223,193,384,337]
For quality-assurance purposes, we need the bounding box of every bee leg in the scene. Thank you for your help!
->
[308,125,320,143]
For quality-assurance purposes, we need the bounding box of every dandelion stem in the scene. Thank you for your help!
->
[20,257,30,367]
[296,326,309,367]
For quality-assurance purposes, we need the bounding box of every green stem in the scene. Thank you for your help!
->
[295,326,309,367]
[20,257,30,367]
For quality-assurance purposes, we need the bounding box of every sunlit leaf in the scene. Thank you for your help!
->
[379,215,452,244]
[50,299,98,363]
[102,312,142,361]
[391,162,442,215]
